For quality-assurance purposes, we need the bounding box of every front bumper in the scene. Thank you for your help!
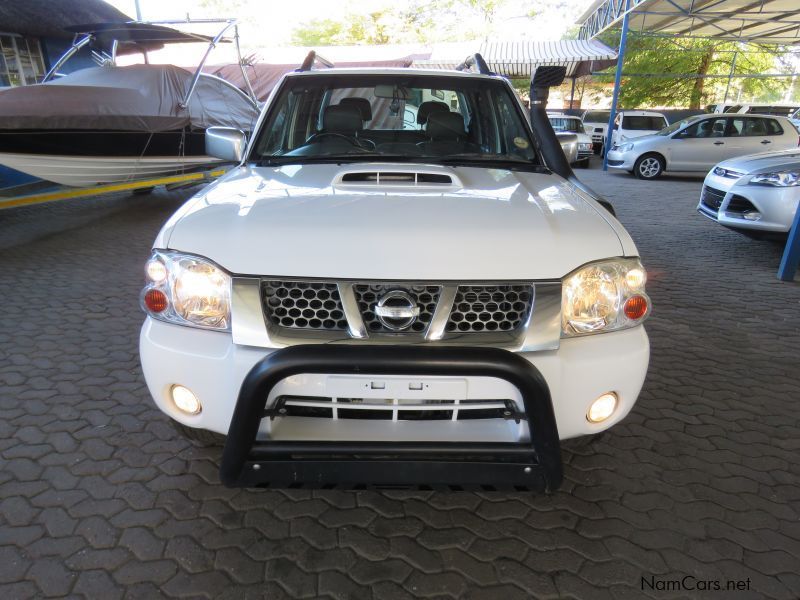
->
[140,319,649,443]
[219,345,562,491]
[605,149,635,170]
[698,172,800,233]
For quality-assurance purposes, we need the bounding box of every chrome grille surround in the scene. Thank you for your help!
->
[242,278,560,351]
[446,285,533,333]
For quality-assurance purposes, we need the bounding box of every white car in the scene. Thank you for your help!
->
[138,61,651,491]
[607,114,800,180]
[790,108,800,131]
[610,110,669,148]
[548,113,593,167]
[698,148,800,236]
[581,109,611,153]
[709,103,800,117]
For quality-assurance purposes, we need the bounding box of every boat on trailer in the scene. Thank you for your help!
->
[0,20,259,187]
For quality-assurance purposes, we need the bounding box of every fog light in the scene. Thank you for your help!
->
[146,259,167,283]
[587,393,617,423]
[171,385,201,415]
[742,212,762,221]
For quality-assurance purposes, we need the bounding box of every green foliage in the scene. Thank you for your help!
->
[290,0,543,45]
[592,32,793,108]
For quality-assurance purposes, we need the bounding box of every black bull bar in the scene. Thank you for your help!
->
[220,345,563,491]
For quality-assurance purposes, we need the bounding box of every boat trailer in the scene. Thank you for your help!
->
[0,167,227,211]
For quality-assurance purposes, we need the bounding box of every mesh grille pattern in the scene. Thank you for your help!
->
[446,285,533,333]
[262,280,347,330]
[354,284,441,333]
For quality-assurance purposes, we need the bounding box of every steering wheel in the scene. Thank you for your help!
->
[307,132,375,150]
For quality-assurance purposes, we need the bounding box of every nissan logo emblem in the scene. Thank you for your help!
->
[374,290,420,331]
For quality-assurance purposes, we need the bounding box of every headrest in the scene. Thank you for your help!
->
[339,97,372,121]
[426,112,466,141]
[323,104,363,134]
[417,101,450,125]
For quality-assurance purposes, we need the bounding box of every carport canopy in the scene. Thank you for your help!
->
[413,40,618,78]
[578,0,800,43]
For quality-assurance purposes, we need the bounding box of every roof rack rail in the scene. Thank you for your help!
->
[455,53,492,75]
[296,50,335,72]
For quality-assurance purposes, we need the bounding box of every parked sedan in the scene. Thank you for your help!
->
[607,114,800,180]
[697,148,800,236]
[548,113,593,167]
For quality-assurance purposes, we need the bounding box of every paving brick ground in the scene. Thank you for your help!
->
[1,161,798,599]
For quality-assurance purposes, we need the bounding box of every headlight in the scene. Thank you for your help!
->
[618,143,634,152]
[579,142,593,150]
[140,251,231,331]
[748,171,799,187]
[562,258,650,337]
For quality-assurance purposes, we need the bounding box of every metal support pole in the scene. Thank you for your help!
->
[778,205,800,281]
[569,76,576,110]
[134,0,142,21]
[603,0,631,171]
[723,50,737,103]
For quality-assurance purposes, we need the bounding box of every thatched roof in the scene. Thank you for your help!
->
[0,0,132,39]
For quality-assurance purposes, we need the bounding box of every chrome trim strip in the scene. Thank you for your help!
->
[231,277,272,347]
[520,281,562,352]
[426,285,458,341]
[338,283,368,339]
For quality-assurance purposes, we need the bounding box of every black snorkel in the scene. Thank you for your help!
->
[529,66,616,216]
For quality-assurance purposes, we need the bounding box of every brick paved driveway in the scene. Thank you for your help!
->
[1,163,798,599]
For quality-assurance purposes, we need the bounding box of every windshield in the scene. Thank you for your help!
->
[584,111,610,123]
[622,115,668,130]
[250,74,540,168]
[549,117,583,133]
[657,115,702,136]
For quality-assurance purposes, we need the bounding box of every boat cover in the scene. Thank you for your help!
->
[0,64,260,132]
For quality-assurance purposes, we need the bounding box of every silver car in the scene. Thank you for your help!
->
[698,148,800,236]
[607,114,800,180]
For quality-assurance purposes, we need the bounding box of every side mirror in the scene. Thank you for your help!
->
[206,127,247,162]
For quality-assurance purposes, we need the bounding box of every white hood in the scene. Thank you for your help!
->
[717,148,800,174]
[160,163,630,280]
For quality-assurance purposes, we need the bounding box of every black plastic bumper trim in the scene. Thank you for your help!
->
[220,345,562,491]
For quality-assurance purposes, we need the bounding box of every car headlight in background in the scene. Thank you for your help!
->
[748,171,799,187]
[578,142,593,150]
[615,143,634,152]
[562,258,650,337]
[140,251,231,331]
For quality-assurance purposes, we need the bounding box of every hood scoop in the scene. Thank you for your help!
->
[334,169,462,189]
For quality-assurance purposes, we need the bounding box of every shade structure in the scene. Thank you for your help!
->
[413,40,618,78]
[578,0,800,43]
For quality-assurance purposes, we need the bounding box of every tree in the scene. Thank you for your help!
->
[592,33,792,109]
[289,0,544,46]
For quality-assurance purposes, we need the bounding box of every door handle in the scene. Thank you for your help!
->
[713,141,724,145]
[761,140,772,144]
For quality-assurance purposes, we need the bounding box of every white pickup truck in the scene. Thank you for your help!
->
[139,56,651,492]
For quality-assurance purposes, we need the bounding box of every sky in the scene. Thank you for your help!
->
[105,0,597,53]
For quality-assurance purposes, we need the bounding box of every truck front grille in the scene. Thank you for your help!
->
[261,280,537,340]
[275,395,518,421]
[446,285,533,333]
[354,284,441,333]
[262,280,348,331]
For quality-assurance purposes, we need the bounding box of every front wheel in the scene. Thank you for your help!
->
[634,154,664,180]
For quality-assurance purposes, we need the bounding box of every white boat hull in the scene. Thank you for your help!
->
[0,153,223,187]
